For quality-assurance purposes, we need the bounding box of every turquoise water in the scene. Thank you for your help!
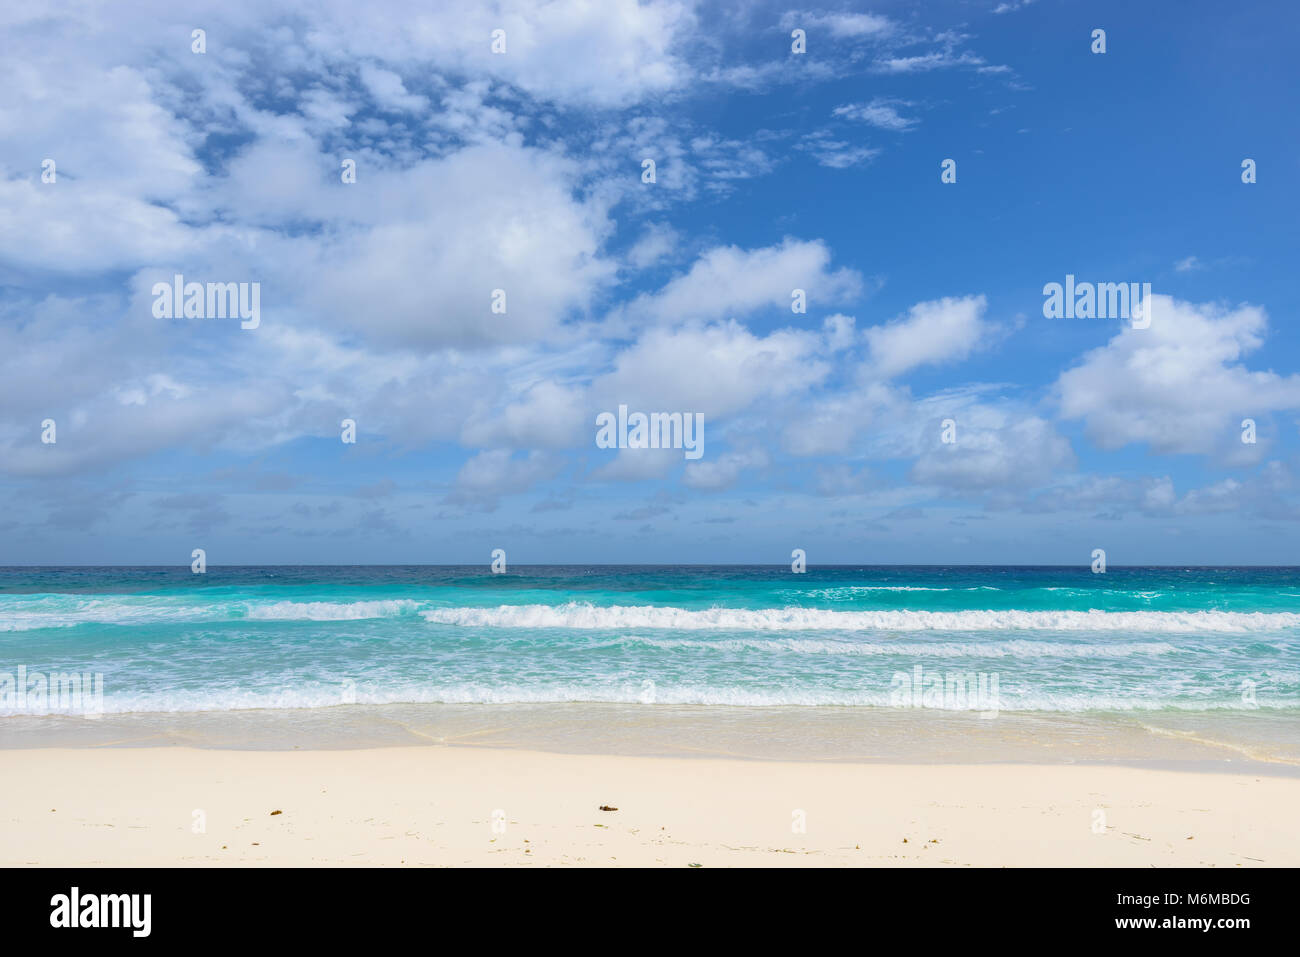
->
[1,566,1298,717]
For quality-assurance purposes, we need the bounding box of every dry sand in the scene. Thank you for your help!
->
[2,747,1296,867]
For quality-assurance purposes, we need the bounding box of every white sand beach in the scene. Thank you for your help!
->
[2,747,1296,867]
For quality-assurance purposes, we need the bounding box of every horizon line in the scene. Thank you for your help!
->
[3,563,1300,570]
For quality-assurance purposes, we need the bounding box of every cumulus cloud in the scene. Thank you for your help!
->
[781,384,896,457]
[613,238,862,327]
[626,222,681,269]
[461,380,590,450]
[296,142,618,348]
[448,449,564,507]
[1054,295,1300,455]
[864,295,992,378]
[228,0,699,109]
[910,413,1075,491]
[358,64,431,113]
[595,319,830,418]
[683,448,769,490]
[994,461,1300,523]
[2,0,1294,560]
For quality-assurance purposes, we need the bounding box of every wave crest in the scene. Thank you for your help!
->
[421,602,1300,633]
[244,599,421,621]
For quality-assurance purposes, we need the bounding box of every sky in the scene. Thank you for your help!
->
[1,0,1299,565]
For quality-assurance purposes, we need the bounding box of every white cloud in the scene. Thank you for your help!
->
[591,447,682,482]
[597,319,830,419]
[461,380,590,449]
[1055,296,1300,455]
[0,179,203,272]
[832,98,917,131]
[779,11,896,39]
[450,449,564,505]
[781,385,894,456]
[296,142,618,348]
[822,313,857,350]
[358,64,430,113]
[910,413,1075,490]
[872,51,990,74]
[683,448,768,490]
[294,0,700,109]
[626,222,680,269]
[864,295,991,378]
[796,131,882,168]
[615,238,862,327]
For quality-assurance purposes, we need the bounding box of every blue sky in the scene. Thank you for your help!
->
[2,0,1299,564]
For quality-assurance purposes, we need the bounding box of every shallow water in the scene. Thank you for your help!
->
[1,566,1297,764]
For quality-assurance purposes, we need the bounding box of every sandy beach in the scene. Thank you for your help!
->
[2,746,1296,867]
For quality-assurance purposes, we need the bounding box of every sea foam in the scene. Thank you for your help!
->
[420,602,1300,633]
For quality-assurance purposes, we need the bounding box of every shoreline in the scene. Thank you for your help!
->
[2,702,1296,772]
[2,745,1297,867]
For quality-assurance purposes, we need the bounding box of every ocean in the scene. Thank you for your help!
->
[1,565,1297,765]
